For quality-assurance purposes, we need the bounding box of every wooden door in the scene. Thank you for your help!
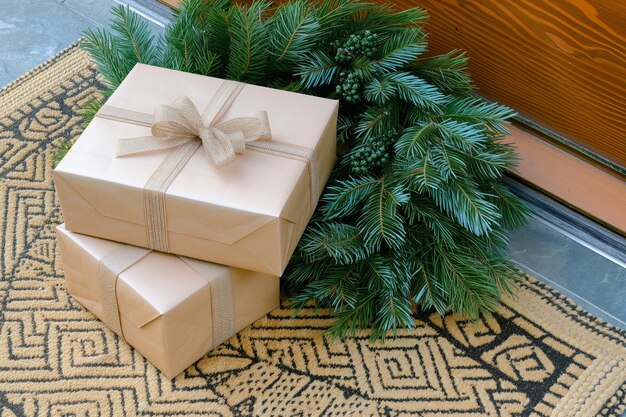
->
[408,0,626,168]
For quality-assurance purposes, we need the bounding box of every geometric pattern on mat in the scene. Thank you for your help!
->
[0,43,624,417]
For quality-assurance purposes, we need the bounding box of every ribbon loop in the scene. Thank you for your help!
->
[117,136,192,157]
[117,89,271,168]
[201,127,236,167]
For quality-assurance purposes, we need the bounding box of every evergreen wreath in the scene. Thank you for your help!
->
[68,0,530,339]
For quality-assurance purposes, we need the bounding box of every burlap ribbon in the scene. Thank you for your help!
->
[96,80,319,252]
[97,246,235,349]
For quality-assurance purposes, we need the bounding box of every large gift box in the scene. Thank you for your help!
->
[54,63,338,275]
[56,224,279,379]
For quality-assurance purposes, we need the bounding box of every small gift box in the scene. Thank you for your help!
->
[54,63,338,275]
[56,224,279,379]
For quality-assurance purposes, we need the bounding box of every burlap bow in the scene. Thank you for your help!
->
[116,95,272,168]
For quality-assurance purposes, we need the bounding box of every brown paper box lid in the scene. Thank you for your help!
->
[55,64,338,245]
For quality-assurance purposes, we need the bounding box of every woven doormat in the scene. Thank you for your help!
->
[0,43,624,417]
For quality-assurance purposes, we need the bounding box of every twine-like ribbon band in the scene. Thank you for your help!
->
[96,80,319,252]
[97,246,235,349]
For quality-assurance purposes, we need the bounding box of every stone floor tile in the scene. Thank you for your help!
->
[510,217,626,328]
[0,0,170,88]
[62,0,114,27]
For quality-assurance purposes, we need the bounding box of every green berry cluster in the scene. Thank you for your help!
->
[336,70,362,103]
[334,30,378,63]
[350,129,398,176]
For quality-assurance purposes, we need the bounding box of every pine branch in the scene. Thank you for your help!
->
[386,72,447,112]
[481,255,522,299]
[411,259,448,316]
[355,103,399,139]
[315,0,369,36]
[53,139,76,167]
[464,150,509,179]
[394,122,437,159]
[269,0,320,69]
[109,5,158,65]
[326,290,378,339]
[361,5,428,32]
[371,277,414,339]
[81,28,132,88]
[321,176,382,219]
[487,141,520,168]
[403,106,431,126]
[300,223,368,264]
[430,178,501,236]
[361,28,425,74]
[205,4,231,71]
[226,1,272,83]
[430,137,467,179]
[433,249,502,318]
[411,50,474,96]
[486,182,531,228]
[403,196,457,247]
[266,78,305,92]
[297,50,339,89]
[285,255,331,286]
[364,77,397,104]
[362,255,399,291]
[396,152,444,192]
[79,96,106,128]
[161,0,226,75]
[55,92,106,166]
[455,223,510,256]
[440,97,516,135]
[436,119,489,152]
[357,180,409,251]
[336,113,356,144]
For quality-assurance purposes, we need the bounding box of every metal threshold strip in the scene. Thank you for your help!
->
[506,177,626,267]
[115,0,173,27]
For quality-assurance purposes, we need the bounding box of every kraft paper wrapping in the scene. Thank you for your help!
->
[54,63,338,276]
[56,224,279,379]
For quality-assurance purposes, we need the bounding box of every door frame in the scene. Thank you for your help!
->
[505,123,626,234]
